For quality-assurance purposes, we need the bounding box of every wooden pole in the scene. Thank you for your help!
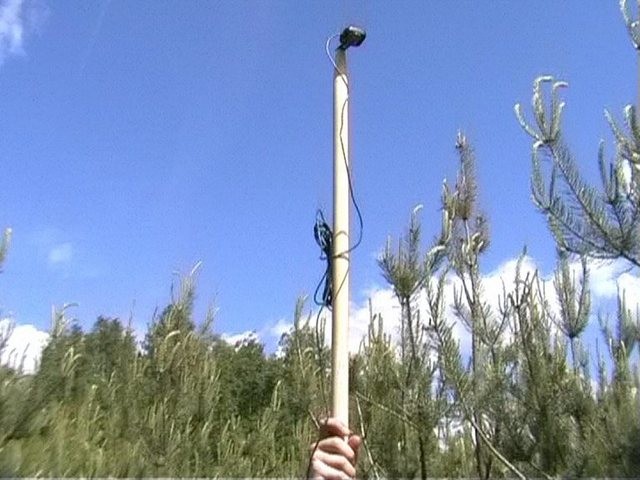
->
[331,47,350,426]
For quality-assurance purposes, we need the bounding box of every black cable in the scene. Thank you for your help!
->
[313,210,333,308]
[312,209,333,422]
[338,96,364,254]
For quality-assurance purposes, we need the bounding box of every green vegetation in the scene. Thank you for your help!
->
[0,124,638,476]
[1,4,640,478]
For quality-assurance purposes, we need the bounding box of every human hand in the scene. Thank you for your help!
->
[308,417,362,479]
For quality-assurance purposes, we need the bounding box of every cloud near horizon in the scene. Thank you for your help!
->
[266,255,640,356]
[0,318,49,373]
[2,255,639,373]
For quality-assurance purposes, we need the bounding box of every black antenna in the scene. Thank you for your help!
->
[338,25,366,50]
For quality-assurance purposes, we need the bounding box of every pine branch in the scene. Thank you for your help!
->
[518,76,640,267]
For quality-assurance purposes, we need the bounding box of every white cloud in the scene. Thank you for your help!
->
[0,318,49,373]
[617,271,640,300]
[0,0,25,62]
[268,318,292,339]
[587,258,640,300]
[0,0,44,67]
[347,256,543,355]
[221,330,258,349]
[588,260,624,298]
[48,242,72,265]
[302,254,605,357]
[264,255,640,362]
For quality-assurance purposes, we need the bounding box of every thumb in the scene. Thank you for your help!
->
[348,434,362,463]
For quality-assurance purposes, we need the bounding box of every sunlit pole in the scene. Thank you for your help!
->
[330,26,365,427]
[331,45,350,426]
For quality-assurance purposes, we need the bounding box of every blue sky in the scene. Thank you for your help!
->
[0,1,638,355]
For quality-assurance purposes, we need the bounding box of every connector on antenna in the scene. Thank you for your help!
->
[339,26,366,50]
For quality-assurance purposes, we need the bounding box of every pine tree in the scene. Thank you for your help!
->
[377,204,449,479]
[514,1,640,268]
[514,3,640,475]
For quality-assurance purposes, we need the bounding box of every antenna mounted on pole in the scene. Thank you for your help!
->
[338,25,366,50]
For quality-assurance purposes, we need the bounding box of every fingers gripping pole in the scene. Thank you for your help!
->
[332,47,350,426]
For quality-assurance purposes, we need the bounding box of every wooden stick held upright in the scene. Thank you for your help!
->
[331,46,350,426]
